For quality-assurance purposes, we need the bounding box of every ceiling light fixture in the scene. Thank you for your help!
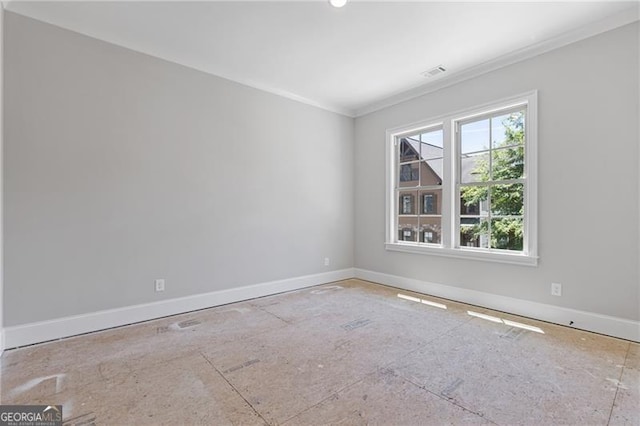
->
[329,0,347,8]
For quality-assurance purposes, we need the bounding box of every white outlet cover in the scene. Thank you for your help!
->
[155,279,165,292]
[551,282,562,296]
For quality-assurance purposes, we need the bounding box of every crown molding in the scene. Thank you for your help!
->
[215,74,356,118]
[355,7,640,117]
[4,7,356,118]
[4,3,637,119]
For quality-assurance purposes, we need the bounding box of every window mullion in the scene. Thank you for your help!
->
[445,121,456,249]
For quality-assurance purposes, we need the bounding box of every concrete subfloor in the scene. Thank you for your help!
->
[1,279,638,425]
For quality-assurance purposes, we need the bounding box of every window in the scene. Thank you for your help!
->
[423,193,436,214]
[423,231,436,243]
[400,194,414,214]
[400,164,419,182]
[385,92,538,265]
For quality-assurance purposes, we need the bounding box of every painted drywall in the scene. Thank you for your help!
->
[4,12,354,326]
[354,22,640,322]
[0,4,5,353]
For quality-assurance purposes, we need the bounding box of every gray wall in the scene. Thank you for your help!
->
[0,5,4,349]
[4,12,354,326]
[354,23,640,321]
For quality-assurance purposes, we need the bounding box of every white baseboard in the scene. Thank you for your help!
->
[355,268,640,343]
[3,268,355,349]
[4,267,637,349]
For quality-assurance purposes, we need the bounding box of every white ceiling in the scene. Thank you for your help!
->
[5,1,639,117]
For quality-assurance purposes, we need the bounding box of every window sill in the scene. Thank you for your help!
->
[385,242,538,266]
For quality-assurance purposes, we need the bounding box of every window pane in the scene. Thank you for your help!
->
[421,159,443,186]
[491,147,524,181]
[460,218,489,248]
[491,218,523,251]
[460,185,488,217]
[419,217,442,244]
[460,152,489,183]
[420,189,441,215]
[399,138,420,162]
[491,183,524,216]
[399,163,419,187]
[398,217,418,242]
[398,191,417,215]
[492,111,525,149]
[421,129,444,157]
[461,118,490,154]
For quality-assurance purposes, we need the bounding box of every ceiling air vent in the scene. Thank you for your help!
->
[422,65,446,78]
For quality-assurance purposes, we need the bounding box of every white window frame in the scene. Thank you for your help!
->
[385,91,538,266]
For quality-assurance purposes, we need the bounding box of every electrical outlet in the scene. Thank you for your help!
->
[324,257,330,266]
[551,282,562,297]
[155,279,165,292]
